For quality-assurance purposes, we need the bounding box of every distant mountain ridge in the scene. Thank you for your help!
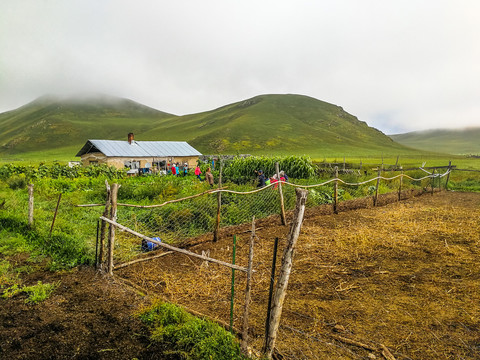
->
[390,128,480,155]
[0,93,415,160]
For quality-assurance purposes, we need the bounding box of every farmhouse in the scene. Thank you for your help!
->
[76,133,202,172]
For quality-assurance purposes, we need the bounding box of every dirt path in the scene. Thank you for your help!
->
[1,190,479,360]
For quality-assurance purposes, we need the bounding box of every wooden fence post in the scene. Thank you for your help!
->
[49,193,62,237]
[431,169,435,195]
[230,235,237,333]
[28,184,34,228]
[241,216,255,353]
[214,161,223,242]
[264,237,279,353]
[275,162,287,226]
[98,181,111,270]
[398,171,403,201]
[107,183,119,276]
[333,166,338,214]
[445,161,452,190]
[263,188,308,359]
[373,168,381,206]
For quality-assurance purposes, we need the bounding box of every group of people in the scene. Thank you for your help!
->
[256,170,288,188]
[169,163,189,176]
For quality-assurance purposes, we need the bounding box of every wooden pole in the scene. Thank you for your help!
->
[214,161,223,242]
[49,193,62,237]
[114,251,173,270]
[445,161,452,190]
[98,181,111,269]
[28,184,34,228]
[398,171,403,201]
[107,183,120,276]
[431,169,435,195]
[373,168,381,206]
[230,235,237,333]
[95,219,100,270]
[333,166,338,214]
[275,162,287,226]
[264,236,279,351]
[263,188,308,359]
[241,216,255,353]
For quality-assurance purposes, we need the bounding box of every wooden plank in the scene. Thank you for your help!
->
[99,216,249,273]
[114,251,173,270]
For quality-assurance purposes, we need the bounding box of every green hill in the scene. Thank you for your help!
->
[0,93,417,161]
[141,94,412,157]
[0,94,175,159]
[390,128,480,155]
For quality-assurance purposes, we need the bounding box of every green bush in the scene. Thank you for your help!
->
[6,174,27,190]
[22,281,58,304]
[139,302,248,360]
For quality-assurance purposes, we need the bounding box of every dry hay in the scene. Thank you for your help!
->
[116,191,480,359]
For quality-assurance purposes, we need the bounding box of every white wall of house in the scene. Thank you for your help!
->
[80,153,199,169]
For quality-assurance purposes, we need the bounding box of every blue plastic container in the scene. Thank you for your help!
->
[142,237,161,251]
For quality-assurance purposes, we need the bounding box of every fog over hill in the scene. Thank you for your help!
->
[390,127,480,155]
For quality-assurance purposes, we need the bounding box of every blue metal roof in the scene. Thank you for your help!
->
[76,140,202,157]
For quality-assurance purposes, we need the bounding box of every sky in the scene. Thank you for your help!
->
[1,1,479,134]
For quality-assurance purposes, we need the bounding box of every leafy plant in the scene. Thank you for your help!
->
[22,281,58,304]
[139,302,248,360]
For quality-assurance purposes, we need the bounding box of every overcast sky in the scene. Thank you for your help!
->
[1,1,479,134]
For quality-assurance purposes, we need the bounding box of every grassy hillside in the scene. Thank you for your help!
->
[141,94,415,157]
[0,94,175,158]
[390,128,480,155]
[0,93,420,162]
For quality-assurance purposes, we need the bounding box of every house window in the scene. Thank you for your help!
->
[124,160,140,169]
[89,161,98,165]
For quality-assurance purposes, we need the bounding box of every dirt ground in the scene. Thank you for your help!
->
[1,190,479,360]
[0,265,165,359]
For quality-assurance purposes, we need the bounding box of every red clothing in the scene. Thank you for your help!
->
[271,176,285,189]
[194,166,201,175]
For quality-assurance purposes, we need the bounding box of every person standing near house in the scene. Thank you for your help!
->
[205,167,214,187]
[195,165,202,181]
[171,163,177,176]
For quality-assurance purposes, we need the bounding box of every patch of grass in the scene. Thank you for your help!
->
[139,302,249,360]
[22,281,59,304]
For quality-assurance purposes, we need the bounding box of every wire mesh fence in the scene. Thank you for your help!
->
[92,165,474,359]
[108,167,453,268]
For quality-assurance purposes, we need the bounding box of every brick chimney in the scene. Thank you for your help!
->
[128,132,134,144]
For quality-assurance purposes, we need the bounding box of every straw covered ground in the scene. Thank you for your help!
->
[117,190,480,360]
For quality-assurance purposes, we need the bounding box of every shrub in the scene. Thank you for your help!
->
[22,281,58,304]
[6,174,27,190]
[139,302,248,360]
